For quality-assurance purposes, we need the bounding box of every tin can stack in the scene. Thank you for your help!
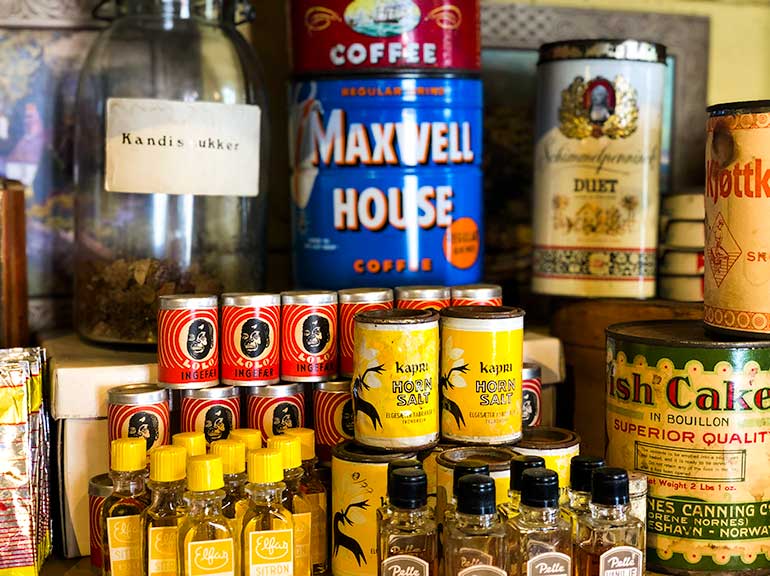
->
[658,191,705,302]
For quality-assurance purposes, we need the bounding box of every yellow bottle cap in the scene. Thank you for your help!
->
[248,448,284,484]
[228,428,263,452]
[111,437,146,472]
[150,445,187,482]
[210,439,246,475]
[284,428,315,461]
[267,435,302,470]
[187,455,225,492]
[172,432,206,458]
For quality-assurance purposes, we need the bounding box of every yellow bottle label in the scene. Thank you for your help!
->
[107,516,142,576]
[148,526,178,576]
[247,529,294,576]
[293,512,311,576]
[186,539,235,576]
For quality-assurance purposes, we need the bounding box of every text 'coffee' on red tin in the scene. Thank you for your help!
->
[246,383,306,444]
[338,287,393,377]
[450,283,503,306]
[157,294,219,388]
[221,293,280,386]
[107,383,170,458]
[395,285,450,311]
[88,474,112,571]
[281,290,338,382]
[181,386,240,445]
[313,379,354,462]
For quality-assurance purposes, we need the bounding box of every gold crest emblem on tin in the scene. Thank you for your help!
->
[559,75,638,139]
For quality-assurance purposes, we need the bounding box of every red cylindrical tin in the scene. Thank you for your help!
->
[157,294,219,388]
[522,362,542,428]
[281,291,338,382]
[246,383,306,443]
[181,386,241,445]
[221,293,281,386]
[450,283,503,306]
[313,379,353,462]
[395,285,450,310]
[107,383,170,457]
[338,287,393,377]
[289,0,480,75]
[88,473,112,570]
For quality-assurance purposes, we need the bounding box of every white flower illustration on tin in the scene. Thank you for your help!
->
[441,336,470,429]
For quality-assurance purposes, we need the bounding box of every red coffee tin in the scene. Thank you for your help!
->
[522,362,542,428]
[289,0,480,75]
[450,283,503,306]
[313,379,354,462]
[107,383,170,456]
[395,285,451,310]
[338,287,393,377]
[246,383,307,443]
[181,386,241,444]
[281,291,338,382]
[221,293,281,386]
[88,473,112,569]
[157,294,219,388]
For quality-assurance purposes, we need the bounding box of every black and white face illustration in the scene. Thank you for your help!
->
[273,402,300,435]
[302,314,330,354]
[522,390,537,427]
[589,84,611,124]
[341,399,355,437]
[240,318,270,359]
[204,406,233,443]
[128,411,160,451]
[187,320,214,360]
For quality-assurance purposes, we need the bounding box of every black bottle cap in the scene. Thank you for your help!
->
[390,468,428,509]
[570,455,605,493]
[591,467,629,506]
[457,473,496,516]
[453,459,490,495]
[521,468,560,508]
[510,455,545,491]
[387,459,421,499]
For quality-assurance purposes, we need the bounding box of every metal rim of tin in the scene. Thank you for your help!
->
[332,440,416,463]
[158,294,218,309]
[338,287,394,304]
[246,382,305,397]
[517,426,580,450]
[708,100,770,115]
[221,292,280,307]
[314,379,351,392]
[522,362,541,380]
[440,305,524,320]
[436,446,515,473]
[450,284,502,300]
[181,385,239,400]
[107,383,167,405]
[88,473,113,497]
[607,319,770,349]
[395,285,451,301]
[357,308,438,325]
[538,38,666,64]
[281,290,337,305]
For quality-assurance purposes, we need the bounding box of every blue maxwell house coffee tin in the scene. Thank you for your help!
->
[290,77,483,288]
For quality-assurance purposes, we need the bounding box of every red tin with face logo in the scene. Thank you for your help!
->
[281,291,338,382]
[338,288,393,377]
[246,383,306,443]
[289,0,480,75]
[313,379,354,462]
[181,386,241,445]
[522,362,542,428]
[450,283,503,306]
[221,293,281,386]
[107,383,170,458]
[89,473,112,569]
[157,294,219,388]
[395,285,451,310]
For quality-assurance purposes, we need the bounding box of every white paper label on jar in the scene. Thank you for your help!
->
[105,98,260,197]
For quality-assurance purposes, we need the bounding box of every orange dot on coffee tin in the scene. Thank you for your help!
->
[443,217,480,270]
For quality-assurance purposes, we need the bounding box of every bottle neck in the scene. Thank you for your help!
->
[568,489,592,512]
[508,489,522,509]
[247,482,286,506]
[185,489,225,517]
[590,501,631,521]
[148,479,186,507]
[456,510,498,531]
[283,467,304,491]
[111,470,146,495]
[223,472,247,494]
[518,503,561,524]
[391,504,430,525]
[301,458,317,478]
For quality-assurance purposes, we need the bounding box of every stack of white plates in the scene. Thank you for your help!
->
[659,192,704,302]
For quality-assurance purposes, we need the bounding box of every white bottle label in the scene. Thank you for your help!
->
[105,98,261,197]
[527,552,571,576]
[599,546,643,576]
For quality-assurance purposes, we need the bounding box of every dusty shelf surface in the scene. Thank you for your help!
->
[40,557,90,576]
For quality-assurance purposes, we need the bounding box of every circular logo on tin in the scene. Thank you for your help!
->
[184,319,216,361]
[127,411,160,452]
[204,405,234,444]
[298,313,332,355]
[238,318,272,360]
[273,402,301,436]
[344,0,420,37]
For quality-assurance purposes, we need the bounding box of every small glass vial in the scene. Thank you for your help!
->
[143,445,187,576]
[377,458,423,528]
[378,468,438,576]
[242,448,294,576]
[102,438,148,576]
[574,468,645,576]
[566,456,605,536]
[210,439,249,576]
[444,474,508,576]
[172,431,207,459]
[285,428,330,576]
[442,459,489,528]
[499,455,545,521]
[509,469,572,576]
[178,455,235,576]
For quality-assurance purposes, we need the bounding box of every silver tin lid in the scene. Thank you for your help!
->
[522,362,542,380]
[88,473,113,498]
[451,283,502,300]
[159,294,218,310]
[395,285,450,301]
[108,383,168,405]
[314,379,351,393]
[281,290,337,305]
[539,39,667,64]
[357,308,438,325]
[338,287,393,304]
[246,382,305,397]
[221,293,280,308]
[181,385,239,400]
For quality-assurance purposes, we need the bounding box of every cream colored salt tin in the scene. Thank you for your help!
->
[662,221,705,250]
[659,274,704,302]
[662,191,705,221]
[532,39,666,298]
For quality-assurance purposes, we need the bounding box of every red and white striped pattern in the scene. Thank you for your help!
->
[247,393,305,444]
[89,495,106,568]
[451,297,503,307]
[107,402,170,449]
[280,303,337,379]
[396,297,450,311]
[221,303,280,383]
[339,300,392,376]
[181,397,240,440]
[157,307,219,385]
[313,387,352,449]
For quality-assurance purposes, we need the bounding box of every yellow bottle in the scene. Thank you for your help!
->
[242,448,294,576]
[142,445,187,576]
[102,438,147,576]
[178,455,235,576]
[228,428,263,455]
[173,432,207,458]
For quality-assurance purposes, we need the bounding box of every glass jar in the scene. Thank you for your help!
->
[74,0,268,344]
